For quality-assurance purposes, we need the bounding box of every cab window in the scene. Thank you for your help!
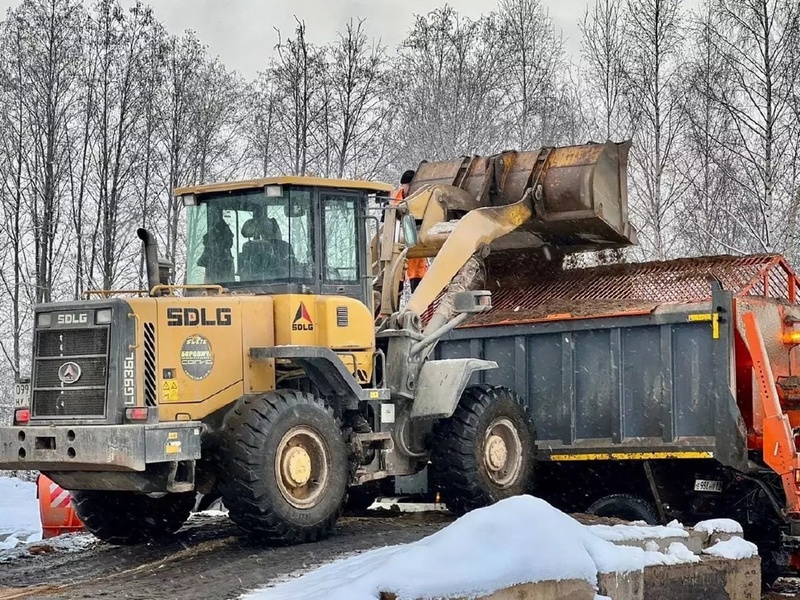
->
[186,188,315,285]
[322,195,359,284]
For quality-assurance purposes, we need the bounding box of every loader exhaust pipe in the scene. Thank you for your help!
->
[137,228,161,294]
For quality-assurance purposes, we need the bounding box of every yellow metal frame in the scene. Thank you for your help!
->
[83,289,149,299]
[549,451,714,461]
[688,313,720,339]
[175,175,394,197]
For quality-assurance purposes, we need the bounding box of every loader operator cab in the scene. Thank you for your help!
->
[180,177,393,306]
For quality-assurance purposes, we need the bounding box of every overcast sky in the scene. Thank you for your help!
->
[0,0,598,78]
[0,0,704,79]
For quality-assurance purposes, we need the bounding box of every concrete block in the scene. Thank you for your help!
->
[613,530,707,555]
[598,569,644,600]
[642,556,761,600]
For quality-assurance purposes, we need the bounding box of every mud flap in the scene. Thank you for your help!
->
[410,358,497,419]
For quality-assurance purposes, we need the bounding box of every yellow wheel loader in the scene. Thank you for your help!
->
[0,142,635,544]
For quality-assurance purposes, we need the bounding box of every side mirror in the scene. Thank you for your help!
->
[453,290,492,314]
[401,214,419,248]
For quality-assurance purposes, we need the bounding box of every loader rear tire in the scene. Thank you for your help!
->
[218,390,348,544]
[70,490,195,545]
[431,385,536,515]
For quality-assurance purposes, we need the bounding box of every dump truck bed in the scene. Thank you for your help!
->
[434,254,799,468]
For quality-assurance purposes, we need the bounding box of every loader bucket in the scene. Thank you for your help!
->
[408,140,636,255]
[400,141,637,318]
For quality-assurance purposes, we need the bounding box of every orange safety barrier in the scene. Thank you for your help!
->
[36,474,83,539]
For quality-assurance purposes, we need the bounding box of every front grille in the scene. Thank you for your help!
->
[34,357,108,388]
[32,389,106,417]
[32,323,110,419]
[36,329,107,357]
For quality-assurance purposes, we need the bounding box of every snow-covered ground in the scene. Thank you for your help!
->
[0,476,95,561]
[0,476,42,549]
[243,495,755,600]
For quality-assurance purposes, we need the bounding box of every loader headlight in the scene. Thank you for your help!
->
[37,313,51,328]
[96,308,112,325]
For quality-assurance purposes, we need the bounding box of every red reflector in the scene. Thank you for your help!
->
[14,408,30,424]
[125,407,149,421]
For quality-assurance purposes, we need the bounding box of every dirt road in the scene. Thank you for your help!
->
[4,509,800,600]
[0,511,453,600]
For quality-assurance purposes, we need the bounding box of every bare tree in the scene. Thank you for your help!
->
[272,19,324,176]
[395,6,507,165]
[244,74,279,177]
[134,12,166,287]
[580,0,627,140]
[0,13,35,375]
[700,0,800,254]
[497,0,565,149]
[681,4,742,255]
[624,0,688,260]
[324,19,390,179]
[83,0,160,290]
[188,57,246,184]
[160,31,204,265]
[14,0,83,303]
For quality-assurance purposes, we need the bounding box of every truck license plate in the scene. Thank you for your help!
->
[14,381,30,406]
[694,479,722,493]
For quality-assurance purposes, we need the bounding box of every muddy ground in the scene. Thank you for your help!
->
[3,509,800,600]
[0,511,453,600]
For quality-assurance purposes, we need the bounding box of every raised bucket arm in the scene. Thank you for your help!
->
[390,140,636,320]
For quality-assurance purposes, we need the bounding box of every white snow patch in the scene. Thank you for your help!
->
[0,532,96,563]
[693,519,743,535]
[368,497,446,513]
[643,542,700,566]
[666,519,685,529]
[703,537,758,560]
[589,523,688,542]
[191,509,229,518]
[428,220,460,235]
[242,496,665,600]
[0,476,42,550]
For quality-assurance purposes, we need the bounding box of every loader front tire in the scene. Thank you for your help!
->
[218,390,348,544]
[70,490,195,545]
[432,385,536,515]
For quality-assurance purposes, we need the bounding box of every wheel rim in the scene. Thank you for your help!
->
[274,425,330,509]
[482,417,523,488]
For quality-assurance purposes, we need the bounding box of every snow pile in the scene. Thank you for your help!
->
[244,495,679,600]
[589,522,688,542]
[693,519,744,535]
[703,537,758,560]
[0,476,42,549]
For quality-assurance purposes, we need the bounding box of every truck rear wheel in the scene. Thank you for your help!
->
[587,493,659,525]
[70,490,195,545]
[432,385,536,515]
[218,390,348,544]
